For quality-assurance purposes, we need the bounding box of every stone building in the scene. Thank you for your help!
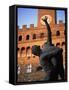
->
[17,9,66,82]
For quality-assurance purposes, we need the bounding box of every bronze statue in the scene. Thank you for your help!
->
[32,16,64,81]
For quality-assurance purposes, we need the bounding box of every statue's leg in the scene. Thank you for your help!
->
[49,57,58,81]
[50,68,58,81]
[43,65,58,81]
[44,69,58,81]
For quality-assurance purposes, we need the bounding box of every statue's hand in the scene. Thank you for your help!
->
[42,16,48,23]
[45,16,48,21]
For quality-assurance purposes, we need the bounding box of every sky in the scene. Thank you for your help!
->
[17,8,65,29]
[17,8,38,28]
[56,10,65,24]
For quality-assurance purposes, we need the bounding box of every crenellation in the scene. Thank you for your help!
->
[30,24,34,28]
[22,25,27,30]
[59,20,64,24]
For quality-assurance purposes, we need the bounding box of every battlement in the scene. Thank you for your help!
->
[58,20,64,24]
[30,24,34,28]
[22,25,27,29]
[22,24,35,29]
[18,24,39,31]
[18,22,65,32]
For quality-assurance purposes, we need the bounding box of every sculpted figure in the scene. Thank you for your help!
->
[32,16,64,81]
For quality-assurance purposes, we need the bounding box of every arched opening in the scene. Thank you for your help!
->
[21,47,25,57]
[26,47,31,57]
[62,42,65,46]
[62,42,65,52]
[33,34,36,39]
[17,48,20,57]
[56,31,60,36]
[33,55,35,58]
[40,33,44,38]
[26,35,30,40]
[56,43,60,47]
[17,48,19,51]
[27,56,30,59]
[19,35,22,41]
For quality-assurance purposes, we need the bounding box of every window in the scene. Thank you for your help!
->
[56,31,60,36]
[40,33,44,38]
[62,42,65,53]
[33,55,35,58]
[32,53,35,58]
[17,48,19,51]
[17,48,20,57]
[56,43,60,47]
[19,35,22,41]
[33,34,36,39]
[21,47,25,57]
[26,64,32,73]
[62,42,65,46]
[17,65,20,74]
[27,56,30,59]
[26,35,30,40]
[26,47,31,57]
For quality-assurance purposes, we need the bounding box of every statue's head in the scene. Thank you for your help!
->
[32,45,41,56]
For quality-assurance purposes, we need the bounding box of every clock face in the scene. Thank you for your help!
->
[40,15,52,25]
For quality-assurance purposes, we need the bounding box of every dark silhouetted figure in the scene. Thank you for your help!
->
[32,16,64,81]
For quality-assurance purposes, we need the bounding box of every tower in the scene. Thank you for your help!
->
[38,9,56,27]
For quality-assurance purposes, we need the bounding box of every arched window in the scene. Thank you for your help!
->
[40,33,44,38]
[19,35,22,41]
[27,56,30,59]
[56,43,60,47]
[33,55,35,58]
[17,48,19,51]
[56,31,60,36]
[33,34,36,39]
[62,42,65,46]
[26,35,30,40]
[26,47,31,57]
[17,48,20,57]
[21,47,25,57]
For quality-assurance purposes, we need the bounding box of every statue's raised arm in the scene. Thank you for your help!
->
[42,16,52,45]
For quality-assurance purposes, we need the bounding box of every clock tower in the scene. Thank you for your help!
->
[38,9,56,27]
